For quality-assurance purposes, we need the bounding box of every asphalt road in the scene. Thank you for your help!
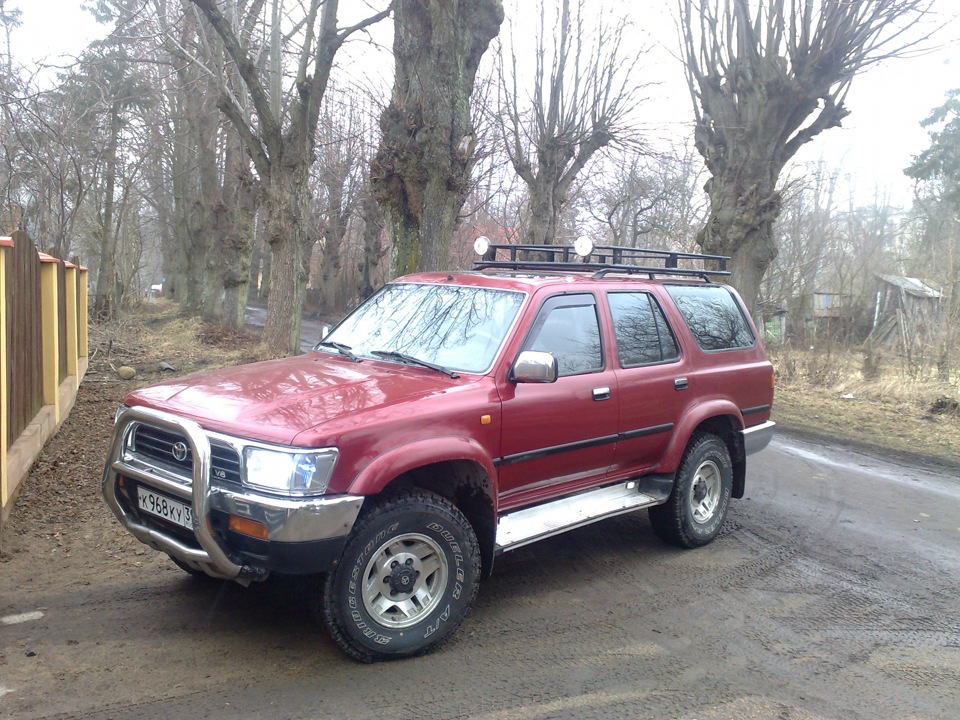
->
[2,433,958,719]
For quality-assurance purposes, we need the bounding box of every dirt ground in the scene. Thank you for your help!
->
[1,307,958,719]
[2,308,272,590]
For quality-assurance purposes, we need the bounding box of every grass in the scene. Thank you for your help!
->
[89,300,275,381]
[769,346,960,469]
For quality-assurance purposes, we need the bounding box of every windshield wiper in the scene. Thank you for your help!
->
[371,350,459,378]
[316,341,360,362]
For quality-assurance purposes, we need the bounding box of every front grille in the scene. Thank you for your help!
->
[132,424,241,486]
[211,444,242,485]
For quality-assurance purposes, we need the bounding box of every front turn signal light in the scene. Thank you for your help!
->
[228,515,269,540]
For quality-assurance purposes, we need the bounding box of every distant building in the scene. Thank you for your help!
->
[790,291,859,341]
[866,275,944,355]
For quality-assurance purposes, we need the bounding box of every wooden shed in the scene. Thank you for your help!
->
[866,275,944,355]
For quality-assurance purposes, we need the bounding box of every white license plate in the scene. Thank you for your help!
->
[137,486,193,530]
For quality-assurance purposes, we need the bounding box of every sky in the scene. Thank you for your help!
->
[8,0,960,208]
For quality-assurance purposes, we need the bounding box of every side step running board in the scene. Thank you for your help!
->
[495,478,669,554]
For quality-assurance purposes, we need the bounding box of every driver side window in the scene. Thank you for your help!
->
[526,295,603,376]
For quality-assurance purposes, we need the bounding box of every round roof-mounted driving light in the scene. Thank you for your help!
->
[574,236,594,258]
[474,236,491,257]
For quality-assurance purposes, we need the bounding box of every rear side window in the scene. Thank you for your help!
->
[666,285,754,351]
[607,292,680,367]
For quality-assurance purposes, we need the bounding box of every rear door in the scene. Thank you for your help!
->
[497,293,619,510]
[606,290,688,476]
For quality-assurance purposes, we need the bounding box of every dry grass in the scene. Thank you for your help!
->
[87,300,275,383]
[770,346,960,469]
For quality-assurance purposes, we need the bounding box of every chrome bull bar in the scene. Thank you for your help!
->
[102,406,245,581]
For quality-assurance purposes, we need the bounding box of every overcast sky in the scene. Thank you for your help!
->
[9,0,960,207]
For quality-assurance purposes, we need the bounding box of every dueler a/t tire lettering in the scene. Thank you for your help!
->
[319,489,481,662]
[648,432,733,548]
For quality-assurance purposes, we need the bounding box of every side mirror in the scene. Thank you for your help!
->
[511,350,558,383]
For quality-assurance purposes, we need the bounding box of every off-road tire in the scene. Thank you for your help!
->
[319,489,481,662]
[649,432,732,548]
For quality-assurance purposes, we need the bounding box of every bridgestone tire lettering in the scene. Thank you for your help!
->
[318,489,481,662]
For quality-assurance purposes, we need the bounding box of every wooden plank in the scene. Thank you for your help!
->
[6,231,43,446]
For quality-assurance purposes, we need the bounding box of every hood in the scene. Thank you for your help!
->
[126,353,467,445]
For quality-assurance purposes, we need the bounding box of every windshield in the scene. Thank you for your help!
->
[321,283,525,374]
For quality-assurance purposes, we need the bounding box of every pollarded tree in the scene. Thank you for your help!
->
[681,0,934,317]
[150,0,259,327]
[494,0,645,247]
[371,0,504,276]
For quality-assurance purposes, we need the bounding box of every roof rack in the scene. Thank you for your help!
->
[472,242,730,281]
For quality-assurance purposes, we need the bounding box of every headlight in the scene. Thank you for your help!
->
[242,446,338,496]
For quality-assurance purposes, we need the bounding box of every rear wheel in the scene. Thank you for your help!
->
[649,433,732,548]
[319,489,481,662]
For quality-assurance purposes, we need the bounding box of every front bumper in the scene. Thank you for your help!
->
[102,406,363,581]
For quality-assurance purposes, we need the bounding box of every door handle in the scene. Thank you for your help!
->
[674,377,688,391]
[592,386,611,401]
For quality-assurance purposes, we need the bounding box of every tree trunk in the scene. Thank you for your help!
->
[372,0,504,277]
[525,179,562,247]
[359,193,386,300]
[319,210,344,314]
[194,90,223,322]
[698,174,781,320]
[94,101,121,320]
[262,164,309,352]
[214,133,257,327]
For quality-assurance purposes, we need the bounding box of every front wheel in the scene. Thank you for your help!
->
[648,432,733,548]
[319,489,481,662]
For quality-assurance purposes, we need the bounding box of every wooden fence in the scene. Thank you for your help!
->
[1,231,88,520]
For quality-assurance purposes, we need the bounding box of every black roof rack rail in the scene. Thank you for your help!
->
[472,243,730,281]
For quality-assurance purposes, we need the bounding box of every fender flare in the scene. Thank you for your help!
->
[654,399,744,478]
[347,436,498,499]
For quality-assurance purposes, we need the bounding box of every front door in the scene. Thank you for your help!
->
[497,293,619,510]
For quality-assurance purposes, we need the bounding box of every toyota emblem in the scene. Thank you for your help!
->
[171,441,189,462]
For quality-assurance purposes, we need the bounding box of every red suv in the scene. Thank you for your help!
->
[103,243,774,661]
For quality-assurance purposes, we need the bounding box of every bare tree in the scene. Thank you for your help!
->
[681,0,934,318]
[66,45,157,320]
[760,161,839,336]
[582,144,707,252]
[0,75,101,258]
[186,0,392,353]
[310,88,368,315]
[494,0,645,247]
[371,0,503,276]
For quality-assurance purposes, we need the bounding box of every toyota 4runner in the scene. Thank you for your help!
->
[102,242,775,661]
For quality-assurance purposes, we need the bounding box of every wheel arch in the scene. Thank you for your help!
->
[657,401,746,498]
[348,441,498,579]
[693,415,746,499]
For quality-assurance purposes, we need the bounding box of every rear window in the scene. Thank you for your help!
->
[666,285,754,351]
